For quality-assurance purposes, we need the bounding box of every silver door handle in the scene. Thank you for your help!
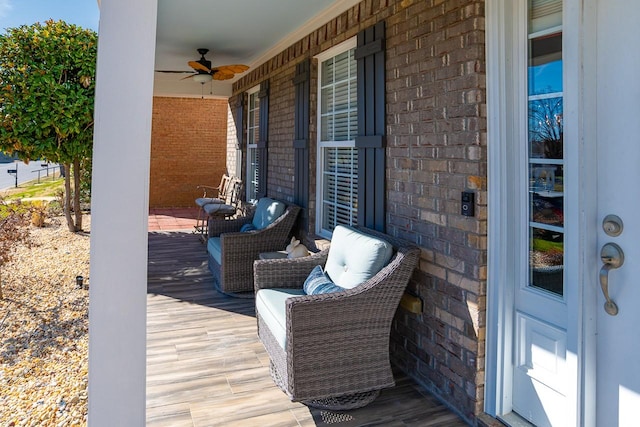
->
[600,242,624,316]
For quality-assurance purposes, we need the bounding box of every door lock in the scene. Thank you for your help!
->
[599,242,624,316]
[602,214,623,237]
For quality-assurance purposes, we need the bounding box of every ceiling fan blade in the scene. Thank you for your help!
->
[180,74,196,80]
[212,71,235,81]
[188,61,211,73]
[211,64,249,74]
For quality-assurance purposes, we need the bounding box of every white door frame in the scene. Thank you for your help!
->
[485,0,597,425]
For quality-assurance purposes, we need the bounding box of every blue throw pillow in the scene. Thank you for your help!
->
[303,265,344,295]
[240,223,257,232]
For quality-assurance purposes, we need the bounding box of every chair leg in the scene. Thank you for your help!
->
[193,206,208,242]
[199,213,209,243]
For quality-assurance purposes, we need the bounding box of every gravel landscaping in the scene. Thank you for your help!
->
[1,215,90,426]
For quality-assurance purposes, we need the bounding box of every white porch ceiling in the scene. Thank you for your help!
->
[154,0,360,98]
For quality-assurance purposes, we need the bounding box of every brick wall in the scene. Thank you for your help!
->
[149,97,229,207]
[386,1,487,421]
[231,0,487,422]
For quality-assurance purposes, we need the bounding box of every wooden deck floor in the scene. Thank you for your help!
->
[147,231,468,427]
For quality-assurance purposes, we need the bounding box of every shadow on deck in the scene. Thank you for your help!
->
[147,230,468,426]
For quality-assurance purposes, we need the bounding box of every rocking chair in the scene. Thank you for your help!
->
[194,174,232,237]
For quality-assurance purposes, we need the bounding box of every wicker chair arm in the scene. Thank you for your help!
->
[254,250,329,290]
[220,204,299,246]
[208,215,254,237]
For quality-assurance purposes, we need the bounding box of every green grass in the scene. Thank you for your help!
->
[1,177,65,200]
[532,238,563,253]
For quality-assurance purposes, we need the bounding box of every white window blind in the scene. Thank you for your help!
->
[246,88,259,201]
[529,0,562,33]
[320,49,357,141]
[322,147,358,231]
[317,42,358,236]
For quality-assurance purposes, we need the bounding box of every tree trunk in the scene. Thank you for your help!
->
[0,268,3,300]
[73,158,82,231]
[63,162,76,232]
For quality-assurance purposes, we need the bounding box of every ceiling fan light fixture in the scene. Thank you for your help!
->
[193,73,212,84]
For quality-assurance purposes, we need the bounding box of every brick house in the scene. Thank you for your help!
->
[89,1,639,426]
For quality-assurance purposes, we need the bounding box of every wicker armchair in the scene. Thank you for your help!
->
[207,199,300,297]
[254,226,420,410]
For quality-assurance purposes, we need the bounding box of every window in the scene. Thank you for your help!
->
[246,86,260,202]
[527,0,564,296]
[316,38,357,237]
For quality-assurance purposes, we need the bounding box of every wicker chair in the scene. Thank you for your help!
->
[254,226,420,410]
[207,198,300,297]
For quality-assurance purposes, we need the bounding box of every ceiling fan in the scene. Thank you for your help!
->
[156,48,249,82]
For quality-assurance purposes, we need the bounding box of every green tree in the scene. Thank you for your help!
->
[0,20,97,232]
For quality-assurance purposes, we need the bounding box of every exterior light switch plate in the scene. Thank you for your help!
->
[461,191,475,217]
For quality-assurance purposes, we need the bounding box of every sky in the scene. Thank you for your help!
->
[0,0,99,34]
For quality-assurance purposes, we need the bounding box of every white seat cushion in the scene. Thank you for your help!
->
[256,288,305,349]
[324,225,393,289]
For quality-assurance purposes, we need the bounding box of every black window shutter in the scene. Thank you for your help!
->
[293,59,310,227]
[355,21,386,232]
[257,80,269,199]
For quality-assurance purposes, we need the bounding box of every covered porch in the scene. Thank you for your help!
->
[91,0,487,424]
[146,229,467,426]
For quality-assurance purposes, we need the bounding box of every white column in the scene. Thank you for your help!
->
[88,0,157,425]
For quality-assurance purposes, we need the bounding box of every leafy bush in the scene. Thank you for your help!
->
[0,197,32,299]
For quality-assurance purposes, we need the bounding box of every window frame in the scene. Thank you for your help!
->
[245,85,260,202]
[315,37,358,238]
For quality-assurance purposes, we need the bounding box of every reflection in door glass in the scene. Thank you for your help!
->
[530,227,564,296]
[527,11,564,296]
[528,33,562,96]
[529,97,563,159]
[529,166,564,227]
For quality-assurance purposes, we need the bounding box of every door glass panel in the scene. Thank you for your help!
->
[528,34,562,96]
[527,2,564,296]
[529,96,563,158]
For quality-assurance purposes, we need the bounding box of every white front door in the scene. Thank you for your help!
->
[510,1,575,425]
[488,0,640,426]
[487,0,580,425]
[593,0,640,425]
